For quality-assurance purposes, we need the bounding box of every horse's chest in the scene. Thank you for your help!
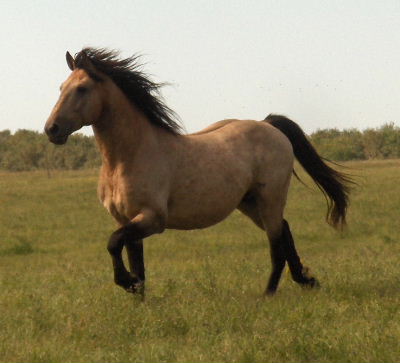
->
[98,179,130,224]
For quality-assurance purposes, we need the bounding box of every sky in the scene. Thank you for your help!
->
[1,0,399,135]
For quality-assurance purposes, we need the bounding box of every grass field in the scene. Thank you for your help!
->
[1,160,400,363]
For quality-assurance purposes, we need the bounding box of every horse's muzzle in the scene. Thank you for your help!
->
[44,120,72,145]
[49,134,69,145]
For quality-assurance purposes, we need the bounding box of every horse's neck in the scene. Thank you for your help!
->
[92,95,155,172]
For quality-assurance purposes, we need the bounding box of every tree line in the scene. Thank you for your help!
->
[310,123,400,161]
[0,130,100,172]
[0,123,399,171]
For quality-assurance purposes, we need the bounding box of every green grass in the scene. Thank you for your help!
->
[1,160,400,363]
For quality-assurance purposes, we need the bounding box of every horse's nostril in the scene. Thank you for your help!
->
[48,123,60,136]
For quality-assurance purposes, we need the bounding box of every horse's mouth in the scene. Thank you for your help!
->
[49,134,69,145]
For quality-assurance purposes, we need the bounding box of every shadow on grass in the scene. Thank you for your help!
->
[0,238,34,256]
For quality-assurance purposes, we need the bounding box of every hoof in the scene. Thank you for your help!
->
[126,280,145,295]
[299,266,320,289]
[264,287,278,296]
[299,276,320,290]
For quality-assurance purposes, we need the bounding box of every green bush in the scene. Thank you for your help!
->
[0,130,100,171]
[310,123,400,161]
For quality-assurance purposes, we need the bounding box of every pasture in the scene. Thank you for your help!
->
[0,159,399,363]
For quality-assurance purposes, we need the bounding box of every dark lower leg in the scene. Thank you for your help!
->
[107,229,137,291]
[125,239,145,295]
[265,241,286,295]
[126,239,145,281]
[282,219,319,288]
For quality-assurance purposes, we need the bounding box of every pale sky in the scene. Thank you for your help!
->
[1,0,399,135]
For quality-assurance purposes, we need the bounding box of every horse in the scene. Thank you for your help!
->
[44,48,352,296]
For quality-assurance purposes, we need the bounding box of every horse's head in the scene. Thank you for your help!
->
[44,52,104,144]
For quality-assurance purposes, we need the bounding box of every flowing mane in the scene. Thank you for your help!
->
[74,47,183,134]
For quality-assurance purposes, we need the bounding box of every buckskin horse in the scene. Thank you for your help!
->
[44,48,352,296]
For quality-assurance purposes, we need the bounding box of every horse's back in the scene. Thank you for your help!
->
[191,119,292,148]
[189,119,294,173]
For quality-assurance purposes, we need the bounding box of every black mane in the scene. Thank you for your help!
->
[74,47,183,134]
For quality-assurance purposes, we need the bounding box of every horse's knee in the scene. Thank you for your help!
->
[107,229,125,255]
[108,210,165,255]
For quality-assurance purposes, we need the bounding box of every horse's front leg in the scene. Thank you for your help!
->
[125,239,145,295]
[107,210,165,294]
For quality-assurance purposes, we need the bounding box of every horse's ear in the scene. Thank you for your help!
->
[66,51,75,71]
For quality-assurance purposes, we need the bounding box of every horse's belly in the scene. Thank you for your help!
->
[166,186,245,230]
[166,159,253,229]
[166,207,235,230]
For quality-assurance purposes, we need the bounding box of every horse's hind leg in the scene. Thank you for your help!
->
[238,195,286,294]
[256,190,318,294]
[257,200,287,295]
[238,197,286,294]
[238,193,286,294]
[280,219,319,288]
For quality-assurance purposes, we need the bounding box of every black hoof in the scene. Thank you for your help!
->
[264,287,278,296]
[125,280,145,295]
[310,277,320,288]
[301,277,320,289]
[115,271,140,289]
[295,266,320,289]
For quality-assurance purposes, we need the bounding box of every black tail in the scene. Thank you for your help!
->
[265,114,353,229]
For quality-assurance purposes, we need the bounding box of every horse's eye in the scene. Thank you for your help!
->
[77,86,88,94]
